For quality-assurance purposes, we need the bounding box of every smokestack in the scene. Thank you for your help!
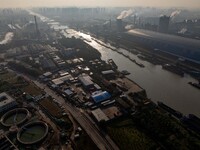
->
[133,15,136,25]
[116,19,123,31]
[34,16,40,38]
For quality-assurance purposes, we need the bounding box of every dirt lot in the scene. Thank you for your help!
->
[23,83,43,96]
[39,98,62,118]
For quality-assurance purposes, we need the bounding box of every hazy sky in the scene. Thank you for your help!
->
[0,0,200,8]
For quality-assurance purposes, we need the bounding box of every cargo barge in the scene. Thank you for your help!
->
[108,59,118,69]
[188,82,200,89]
[157,101,183,118]
[121,52,145,68]
[121,70,130,75]
[162,64,184,77]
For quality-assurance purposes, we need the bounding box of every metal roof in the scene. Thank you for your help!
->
[0,92,17,108]
[91,108,109,122]
[91,91,111,103]
[52,74,72,85]
[102,70,115,75]
[64,89,73,96]
[128,29,200,48]
[79,75,93,87]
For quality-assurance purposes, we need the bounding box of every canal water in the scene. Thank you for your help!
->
[31,11,200,117]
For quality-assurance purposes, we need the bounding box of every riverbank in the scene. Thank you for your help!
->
[80,29,200,80]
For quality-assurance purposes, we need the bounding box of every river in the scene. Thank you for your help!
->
[30,11,200,117]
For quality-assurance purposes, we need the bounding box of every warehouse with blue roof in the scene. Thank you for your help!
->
[91,91,111,103]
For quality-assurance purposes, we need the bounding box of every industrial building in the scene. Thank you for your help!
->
[43,72,52,78]
[51,74,72,86]
[39,72,52,82]
[78,75,94,89]
[91,91,111,103]
[58,70,69,77]
[91,108,109,122]
[127,29,200,63]
[63,89,74,97]
[101,70,115,75]
[101,70,115,79]
[0,92,17,113]
[61,48,76,57]
[158,15,170,33]
[40,58,56,70]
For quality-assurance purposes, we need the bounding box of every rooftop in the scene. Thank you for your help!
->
[43,72,52,77]
[128,29,200,48]
[79,75,93,87]
[64,89,74,96]
[91,108,109,122]
[58,70,69,77]
[0,92,16,107]
[127,29,200,62]
[91,91,111,103]
[52,74,72,85]
[102,70,115,75]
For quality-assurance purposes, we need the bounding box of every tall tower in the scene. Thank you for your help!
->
[34,16,40,38]
[159,15,170,33]
[116,19,123,31]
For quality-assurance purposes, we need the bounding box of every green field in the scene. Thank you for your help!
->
[106,110,200,150]
[107,119,159,150]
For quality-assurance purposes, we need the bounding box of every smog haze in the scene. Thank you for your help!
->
[0,0,200,8]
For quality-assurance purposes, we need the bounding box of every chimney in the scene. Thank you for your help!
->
[34,16,40,38]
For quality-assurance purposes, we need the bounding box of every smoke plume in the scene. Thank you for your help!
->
[170,10,181,18]
[117,9,134,19]
[178,28,187,34]
[125,24,133,30]
[103,21,110,25]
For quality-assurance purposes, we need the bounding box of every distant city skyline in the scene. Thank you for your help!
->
[0,0,200,8]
